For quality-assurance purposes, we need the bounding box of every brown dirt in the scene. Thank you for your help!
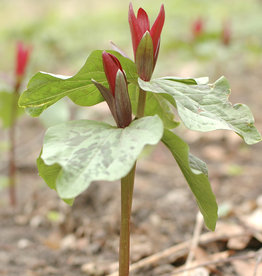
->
[1,65,262,276]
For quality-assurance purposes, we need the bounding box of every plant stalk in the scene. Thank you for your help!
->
[8,80,20,207]
[136,88,147,119]
[119,163,136,276]
[119,87,147,275]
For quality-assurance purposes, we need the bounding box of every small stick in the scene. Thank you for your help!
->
[108,229,247,276]
[253,249,262,276]
[183,212,203,276]
[172,251,257,275]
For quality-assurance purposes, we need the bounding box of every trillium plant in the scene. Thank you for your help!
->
[19,3,260,275]
[0,42,31,206]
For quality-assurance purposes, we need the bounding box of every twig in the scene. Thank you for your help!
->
[183,212,203,276]
[172,251,257,275]
[253,249,262,276]
[174,250,230,275]
[108,228,247,276]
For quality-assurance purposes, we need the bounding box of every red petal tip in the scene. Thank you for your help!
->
[102,52,124,96]
[149,4,165,55]
[137,8,150,33]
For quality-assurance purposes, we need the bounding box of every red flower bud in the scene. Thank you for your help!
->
[102,51,125,96]
[128,3,165,80]
[92,52,132,128]
[192,18,204,39]
[16,42,31,77]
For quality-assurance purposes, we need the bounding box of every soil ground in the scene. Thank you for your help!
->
[1,65,262,276]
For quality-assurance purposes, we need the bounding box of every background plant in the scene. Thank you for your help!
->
[0,42,30,206]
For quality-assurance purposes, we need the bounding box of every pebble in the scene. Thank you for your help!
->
[17,239,31,249]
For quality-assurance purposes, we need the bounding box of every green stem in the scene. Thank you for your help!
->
[118,86,147,275]
[119,163,136,276]
[136,88,147,118]
[8,80,20,207]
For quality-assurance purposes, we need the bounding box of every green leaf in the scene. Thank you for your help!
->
[25,98,59,117]
[19,50,137,116]
[189,154,208,176]
[139,77,261,145]
[37,154,61,190]
[162,129,218,231]
[129,84,179,129]
[0,91,24,128]
[39,99,70,127]
[161,76,209,85]
[38,115,163,199]
[37,154,74,206]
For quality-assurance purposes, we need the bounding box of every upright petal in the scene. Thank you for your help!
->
[128,3,144,58]
[16,42,30,77]
[92,79,118,123]
[153,39,160,67]
[150,4,165,55]
[115,70,132,128]
[192,18,204,38]
[135,32,154,81]
[102,51,123,96]
[137,8,150,34]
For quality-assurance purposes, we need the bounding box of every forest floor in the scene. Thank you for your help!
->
[1,65,262,276]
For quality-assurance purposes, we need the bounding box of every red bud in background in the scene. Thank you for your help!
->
[192,18,204,39]
[16,42,31,78]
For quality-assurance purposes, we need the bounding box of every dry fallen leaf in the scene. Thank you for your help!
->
[227,235,251,250]
[232,259,262,276]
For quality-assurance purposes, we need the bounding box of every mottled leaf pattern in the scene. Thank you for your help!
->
[38,115,163,199]
[129,83,179,129]
[139,77,261,145]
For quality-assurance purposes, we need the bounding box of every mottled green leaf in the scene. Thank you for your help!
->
[162,76,209,85]
[129,84,179,129]
[0,91,24,128]
[189,154,208,176]
[38,115,163,199]
[162,129,217,230]
[19,50,137,116]
[37,154,61,190]
[39,99,70,127]
[37,152,74,206]
[139,77,261,145]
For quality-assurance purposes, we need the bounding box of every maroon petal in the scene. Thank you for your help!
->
[92,79,117,123]
[114,70,132,128]
[137,8,150,34]
[149,4,165,55]
[128,3,144,59]
[102,51,123,96]
[192,18,204,38]
[16,42,30,77]
[153,39,160,68]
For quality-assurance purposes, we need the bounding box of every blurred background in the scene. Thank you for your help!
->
[1,0,262,275]
[1,0,262,78]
